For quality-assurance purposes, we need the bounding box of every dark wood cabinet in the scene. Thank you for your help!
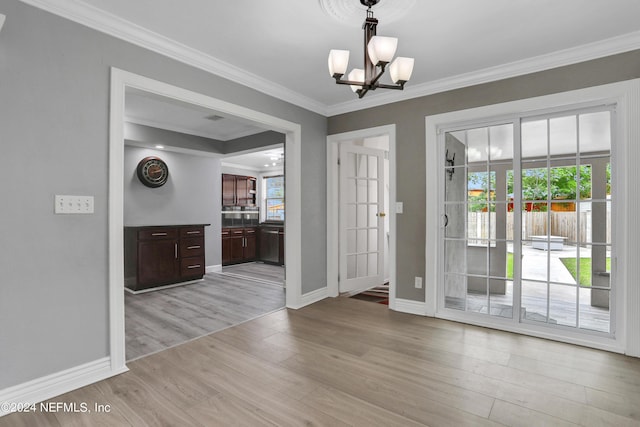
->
[222,227,256,265]
[124,224,208,292]
[222,174,256,206]
[137,238,179,285]
[244,228,257,259]
[222,174,236,206]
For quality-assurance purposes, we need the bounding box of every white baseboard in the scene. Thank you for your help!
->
[393,298,427,316]
[206,264,222,274]
[0,357,127,417]
[289,286,328,309]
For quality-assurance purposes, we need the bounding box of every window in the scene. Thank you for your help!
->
[264,175,284,221]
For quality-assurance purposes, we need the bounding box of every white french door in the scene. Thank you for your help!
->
[440,106,615,337]
[339,144,386,294]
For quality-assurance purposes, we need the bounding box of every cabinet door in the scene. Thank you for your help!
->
[222,174,236,206]
[244,234,256,261]
[248,177,257,206]
[229,235,244,263]
[222,234,232,265]
[236,176,248,206]
[137,239,179,286]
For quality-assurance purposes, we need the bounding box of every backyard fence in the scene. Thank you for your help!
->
[468,211,610,243]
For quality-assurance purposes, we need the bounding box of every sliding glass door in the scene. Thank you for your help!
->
[441,106,614,336]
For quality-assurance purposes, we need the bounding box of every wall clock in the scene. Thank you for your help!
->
[136,156,169,188]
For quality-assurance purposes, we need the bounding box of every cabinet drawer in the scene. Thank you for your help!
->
[230,228,244,236]
[180,237,204,257]
[180,226,204,238]
[138,228,178,240]
[181,256,204,277]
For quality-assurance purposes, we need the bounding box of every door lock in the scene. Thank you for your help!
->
[377,212,386,217]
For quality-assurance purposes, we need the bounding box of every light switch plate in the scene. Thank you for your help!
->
[396,202,404,214]
[55,195,94,214]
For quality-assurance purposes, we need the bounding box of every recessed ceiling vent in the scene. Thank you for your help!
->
[205,114,225,121]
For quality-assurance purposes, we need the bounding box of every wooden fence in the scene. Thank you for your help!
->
[468,211,610,243]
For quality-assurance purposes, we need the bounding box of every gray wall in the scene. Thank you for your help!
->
[0,0,326,390]
[224,131,285,154]
[328,50,640,302]
[125,122,225,154]
[124,146,221,268]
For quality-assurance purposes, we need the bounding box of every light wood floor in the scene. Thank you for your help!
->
[221,261,285,285]
[3,297,640,426]
[126,269,285,360]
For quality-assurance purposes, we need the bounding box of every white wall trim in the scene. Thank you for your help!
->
[18,0,640,118]
[393,298,428,316]
[206,264,222,274]
[425,79,640,357]
[110,68,304,367]
[219,162,263,172]
[0,357,126,417]
[290,287,329,310]
[326,125,397,308]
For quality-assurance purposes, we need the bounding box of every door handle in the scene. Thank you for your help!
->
[376,212,386,217]
[443,214,449,227]
[175,243,178,259]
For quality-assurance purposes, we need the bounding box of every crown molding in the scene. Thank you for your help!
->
[327,30,640,116]
[19,1,640,119]
[19,0,328,116]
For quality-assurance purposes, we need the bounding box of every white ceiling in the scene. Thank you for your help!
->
[222,146,285,172]
[24,0,640,115]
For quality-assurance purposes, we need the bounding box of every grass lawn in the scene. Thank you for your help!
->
[506,252,513,279]
[559,257,611,287]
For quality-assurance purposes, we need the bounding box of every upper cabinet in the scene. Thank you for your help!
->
[222,174,257,206]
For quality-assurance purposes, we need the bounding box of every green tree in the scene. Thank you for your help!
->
[507,165,592,201]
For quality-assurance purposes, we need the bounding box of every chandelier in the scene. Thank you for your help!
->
[328,0,415,98]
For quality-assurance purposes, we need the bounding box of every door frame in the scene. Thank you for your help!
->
[425,79,640,356]
[109,68,303,372]
[326,125,397,309]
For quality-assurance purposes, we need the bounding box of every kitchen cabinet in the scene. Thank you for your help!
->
[222,174,256,206]
[124,224,208,292]
[222,227,256,265]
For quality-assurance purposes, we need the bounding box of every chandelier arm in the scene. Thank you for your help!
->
[368,63,387,87]
[333,77,369,86]
[377,82,406,90]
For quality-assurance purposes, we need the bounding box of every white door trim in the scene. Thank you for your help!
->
[109,68,303,370]
[326,124,397,309]
[425,79,640,356]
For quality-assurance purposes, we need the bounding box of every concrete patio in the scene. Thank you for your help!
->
[463,242,611,333]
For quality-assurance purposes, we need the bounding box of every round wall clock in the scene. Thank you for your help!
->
[136,156,169,188]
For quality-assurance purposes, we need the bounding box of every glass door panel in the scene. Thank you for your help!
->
[443,123,514,317]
